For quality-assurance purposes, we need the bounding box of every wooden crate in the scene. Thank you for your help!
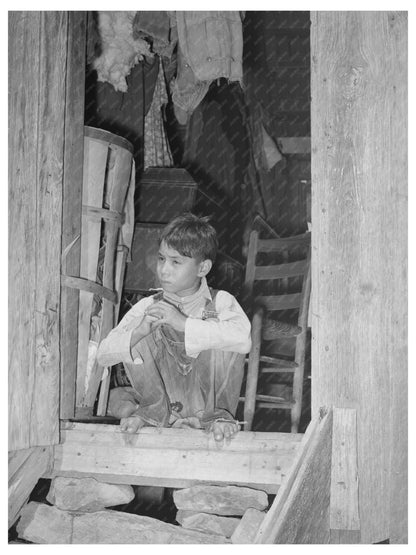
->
[135,167,197,223]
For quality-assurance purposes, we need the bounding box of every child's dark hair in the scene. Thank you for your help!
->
[160,213,218,262]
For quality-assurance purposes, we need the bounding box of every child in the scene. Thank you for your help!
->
[97,213,251,442]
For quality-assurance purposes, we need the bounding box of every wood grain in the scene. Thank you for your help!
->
[9,12,67,450]
[9,11,40,451]
[8,446,53,528]
[311,11,407,543]
[51,425,303,493]
[31,12,67,447]
[254,409,332,543]
[330,408,360,542]
[60,11,87,419]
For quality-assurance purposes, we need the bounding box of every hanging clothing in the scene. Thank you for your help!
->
[171,11,244,124]
[143,60,174,170]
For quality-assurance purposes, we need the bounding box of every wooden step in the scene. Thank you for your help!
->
[50,422,304,494]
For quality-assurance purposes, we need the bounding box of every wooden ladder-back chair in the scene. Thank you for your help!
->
[242,230,311,433]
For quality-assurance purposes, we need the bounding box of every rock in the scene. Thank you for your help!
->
[176,510,240,538]
[72,510,230,544]
[16,502,73,544]
[46,476,135,512]
[16,502,230,544]
[231,508,266,543]
[173,485,268,516]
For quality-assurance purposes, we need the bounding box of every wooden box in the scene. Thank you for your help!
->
[135,167,197,223]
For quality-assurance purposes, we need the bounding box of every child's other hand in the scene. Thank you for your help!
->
[131,314,157,346]
[209,420,240,443]
[145,301,187,332]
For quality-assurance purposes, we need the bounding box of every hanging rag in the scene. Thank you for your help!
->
[144,60,174,169]
[92,11,152,92]
[133,11,177,59]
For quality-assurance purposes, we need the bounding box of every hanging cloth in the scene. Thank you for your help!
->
[144,59,174,169]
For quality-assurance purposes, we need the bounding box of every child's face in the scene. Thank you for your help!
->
[157,241,210,297]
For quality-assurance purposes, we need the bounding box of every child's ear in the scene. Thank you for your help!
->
[198,259,212,277]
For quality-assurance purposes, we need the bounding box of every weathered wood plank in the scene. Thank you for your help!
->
[9,11,66,450]
[330,408,360,536]
[8,11,40,452]
[385,14,408,544]
[311,11,407,543]
[60,11,87,419]
[50,425,303,493]
[253,415,318,543]
[60,422,303,453]
[254,409,332,544]
[31,11,68,447]
[8,446,54,528]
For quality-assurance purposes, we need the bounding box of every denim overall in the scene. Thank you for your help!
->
[123,290,245,428]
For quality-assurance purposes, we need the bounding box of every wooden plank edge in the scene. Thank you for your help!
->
[45,469,280,494]
[330,407,360,543]
[8,445,54,528]
[50,443,282,493]
[253,407,332,543]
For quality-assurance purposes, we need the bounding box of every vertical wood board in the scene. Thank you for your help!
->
[9,11,68,450]
[311,11,407,543]
[31,12,68,447]
[330,408,360,533]
[60,11,87,418]
[8,12,40,451]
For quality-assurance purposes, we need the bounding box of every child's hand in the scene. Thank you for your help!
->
[145,301,187,332]
[131,313,158,347]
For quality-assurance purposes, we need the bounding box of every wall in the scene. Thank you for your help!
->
[311,11,407,543]
[9,12,69,450]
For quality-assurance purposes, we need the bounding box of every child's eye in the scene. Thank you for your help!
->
[158,255,165,262]
[173,260,180,265]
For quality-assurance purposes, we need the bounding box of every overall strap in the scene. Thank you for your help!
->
[202,288,219,319]
[152,290,164,302]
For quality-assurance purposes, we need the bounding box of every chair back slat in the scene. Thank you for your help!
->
[256,293,302,311]
[255,260,307,280]
[257,233,310,253]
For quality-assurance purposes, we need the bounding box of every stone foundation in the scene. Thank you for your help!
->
[15,477,269,544]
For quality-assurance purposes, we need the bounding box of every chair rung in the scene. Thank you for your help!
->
[256,393,294,409]
[260,356,299,368]
[257,401,294,409]
[261,367,296,373]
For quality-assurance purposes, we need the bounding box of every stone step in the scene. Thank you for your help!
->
[16,502,73,544]
[16,502,230,544]
[176,510,240,538]
[173,485,269,516]
[46,476,135,512]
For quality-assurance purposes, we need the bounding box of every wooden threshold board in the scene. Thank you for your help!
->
[50,422,304,494]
